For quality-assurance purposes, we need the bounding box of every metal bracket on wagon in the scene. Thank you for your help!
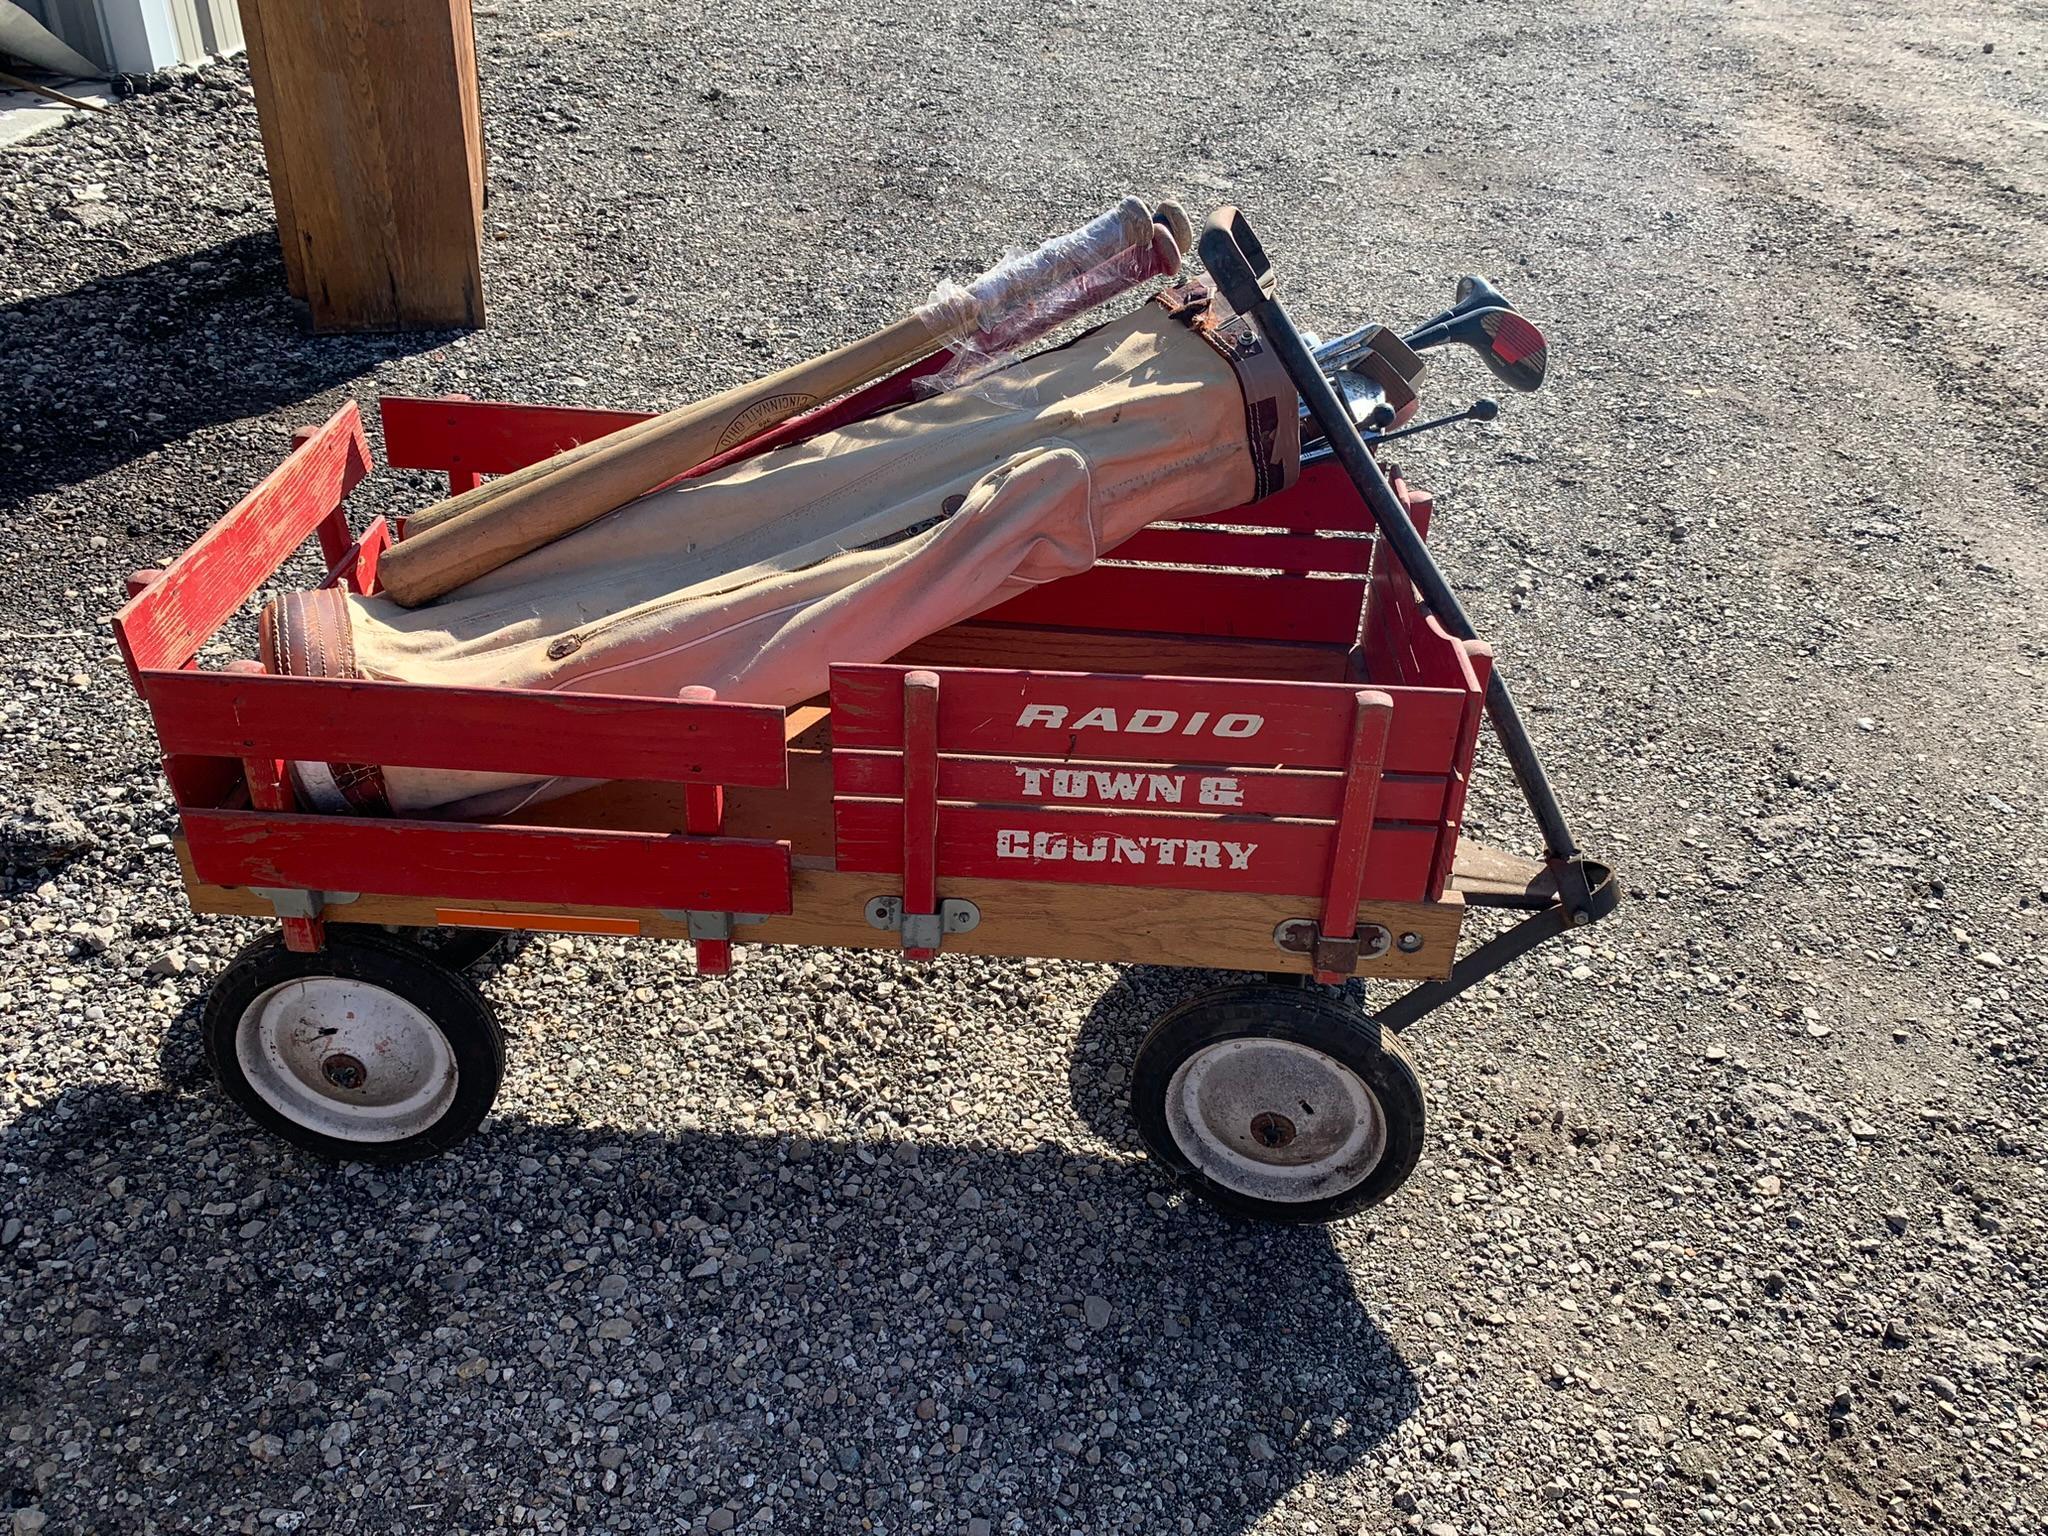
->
[865,895,981,953]
[1272,918,1394,977]
[249,886,359,922]
[657,910,771,941]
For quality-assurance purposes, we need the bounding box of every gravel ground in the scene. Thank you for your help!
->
[3,1,2046,1533]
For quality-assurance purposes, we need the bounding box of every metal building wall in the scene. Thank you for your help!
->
[8,0,243,73]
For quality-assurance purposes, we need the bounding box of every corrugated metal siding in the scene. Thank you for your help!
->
[12,0,242,72]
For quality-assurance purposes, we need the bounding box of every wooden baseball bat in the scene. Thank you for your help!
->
[396,201,1186,551]
[404,206,1188,545]
[377,199,1161,607]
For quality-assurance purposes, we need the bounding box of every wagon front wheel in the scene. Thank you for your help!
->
[202,931,504,1164]
[1130,984,1424,1223]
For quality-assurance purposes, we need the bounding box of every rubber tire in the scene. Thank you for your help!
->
[1130,984,1425,1224]
[202,930,505,1164]
[336,923,513,973]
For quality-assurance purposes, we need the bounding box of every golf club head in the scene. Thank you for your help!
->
[1405,306,1547,392]
[1412,274,1516,334]
[1453,274,1513,315]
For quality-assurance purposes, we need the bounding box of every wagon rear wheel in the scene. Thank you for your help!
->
[1130,984,1423,1223]
[202,931,504,1164]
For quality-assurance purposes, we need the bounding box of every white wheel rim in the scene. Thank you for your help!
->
[235,977,457,1143]
[1164,1037,1386,1204]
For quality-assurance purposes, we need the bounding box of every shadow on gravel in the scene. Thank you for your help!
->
[0,231,445,506]
[1,1067,1415,1533]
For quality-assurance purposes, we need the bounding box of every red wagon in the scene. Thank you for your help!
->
[113,216,1614,1223]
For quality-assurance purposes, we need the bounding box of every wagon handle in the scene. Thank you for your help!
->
[1200,206,1597,921]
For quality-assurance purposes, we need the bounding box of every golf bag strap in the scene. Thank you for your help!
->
[1152,280,1300,500]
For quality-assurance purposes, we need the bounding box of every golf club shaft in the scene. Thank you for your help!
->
[1197,210,1583,868]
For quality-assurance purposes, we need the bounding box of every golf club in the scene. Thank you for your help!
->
[1366,397,1499,443]
[1408,273,1514,334]
[1401,305,1547,392]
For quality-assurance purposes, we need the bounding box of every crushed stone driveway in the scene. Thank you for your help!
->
[1,0,2044,1533]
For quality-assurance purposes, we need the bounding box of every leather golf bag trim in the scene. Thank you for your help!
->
[262,285,1299,819]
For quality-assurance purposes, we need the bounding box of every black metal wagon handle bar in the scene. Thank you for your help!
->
[1198,207,1598,922]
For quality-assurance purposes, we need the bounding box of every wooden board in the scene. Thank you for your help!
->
[498,748,839,854]
[980,565,1367,647]
[833,750,1451,824]
[177,847,1465,979]
[240,0,306,302]
[143,670,789,790]
[380,397,653,478]
[1450,841,1562,905]
[831,663,1469,776]
[893,622,1358,683]
[1176,460,1380,533]
[1107,527,1378,576]
[832,799,1439,902]
[112,404,371,681]
[182,809,792,915]
[242,0,484,331]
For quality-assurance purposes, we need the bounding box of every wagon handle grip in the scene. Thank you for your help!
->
[1197,206,1277,314]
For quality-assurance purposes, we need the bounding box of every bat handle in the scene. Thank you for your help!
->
[933,196,1158,340]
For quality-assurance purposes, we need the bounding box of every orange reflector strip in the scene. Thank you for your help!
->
[433,909,643,937]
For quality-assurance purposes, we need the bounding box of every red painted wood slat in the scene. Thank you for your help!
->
[900,670,941,960]
[1429,640,1494,899]
[322,515,390,596]
[1317,691,1394,979]
[143,670,789,790]
[980,566,1366,646]
[832,800,1437,902]
[1106,527,1378,576]
[831,751,1450,825]
[676,684,733,974]
[1178,460,1380,533]
[829,664,1468,776]
[379,397,654,476]
[239,744,323,953]
[183,809,794,914]
[113,403,372,680]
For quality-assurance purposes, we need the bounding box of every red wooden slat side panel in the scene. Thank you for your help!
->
[1106,528,1378,576]
[832,751,1450,825]
[1362,540,1478,697]
[1429,640,1495,898]
[901,670,941,937]
[183,809,794,914]
[980,567,1366,645]
[832,800,1437,902]
[1363,533,1413,686]
[113,404,372,678]
[1179,461,1380,533]
[322,515,390,596]
[829,664,1467,776]
[379,397,654,475]
[143,670,789,790]
[1318,692,1394,951]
